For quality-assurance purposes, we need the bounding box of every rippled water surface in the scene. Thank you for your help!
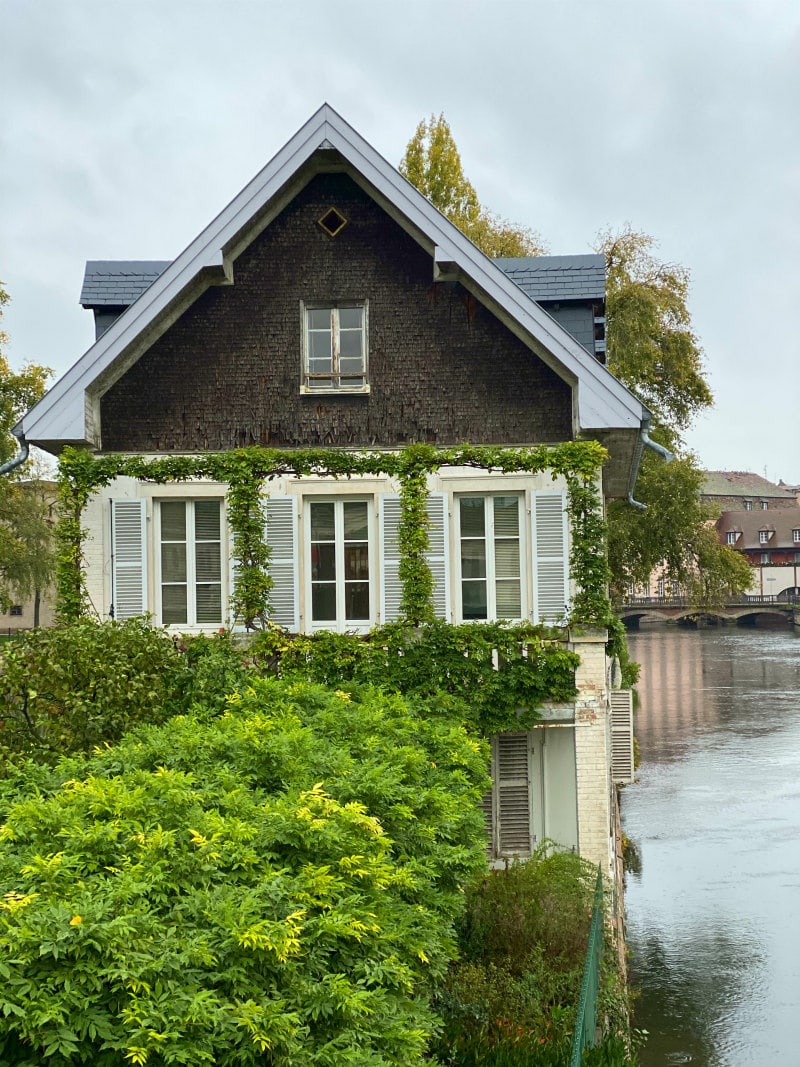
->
[623,625,800,1067]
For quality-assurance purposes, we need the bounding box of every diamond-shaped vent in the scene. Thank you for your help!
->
[319,207,348,237]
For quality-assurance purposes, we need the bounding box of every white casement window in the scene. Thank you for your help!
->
[457,494,523,621]
[657,578,665,598]
[307,499,373,631]
[793,529,800,544]
[759,530,770,544]
[761,552,771,565]
[760,501,769,510]
[158,499,223,626]
[726,531,737,545]
[303,304,367,391]
[744,500,753,511]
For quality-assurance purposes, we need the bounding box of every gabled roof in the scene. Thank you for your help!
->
[495,255,605,302]
[16,104,647,452]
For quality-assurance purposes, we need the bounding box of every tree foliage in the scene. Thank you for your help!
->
[599,227,712,440]
[0,678,489,1066]
[400,115,546,258]
[0,281,54,609]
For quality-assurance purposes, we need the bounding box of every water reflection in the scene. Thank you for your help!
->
[623,625,800,1066]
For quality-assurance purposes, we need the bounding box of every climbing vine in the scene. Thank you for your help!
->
[55,439,615,635]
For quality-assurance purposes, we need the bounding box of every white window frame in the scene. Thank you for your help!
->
[301,302,369,393]
[761,552,771,565]
[304,497,375,633]
[726,531,737,545]
[759,530,770,544]
[455,493,526,623]
[155,498,225,629]
[793,529,800,544]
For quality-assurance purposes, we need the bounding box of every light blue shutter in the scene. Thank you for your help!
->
[380,493,450,623]
[610,689,635,784]
[264,496,298,631]
[111,499,147,620]
[532,492,569,625]
[379,494,403,623]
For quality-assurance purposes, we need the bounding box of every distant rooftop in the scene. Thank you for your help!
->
[80,261,171,308]
[495,254,605,302]
[701,471,798,500]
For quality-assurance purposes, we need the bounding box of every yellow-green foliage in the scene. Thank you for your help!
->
[0,679,489,1065]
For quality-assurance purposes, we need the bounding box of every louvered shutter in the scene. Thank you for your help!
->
[426,493,450,620]
[264,497,298,631]
[532,492,569,625]
[379,494,403,623]
[610,689,635,784]
[495,732,533,857]
[111,499,147,620]
[379,492,449,623]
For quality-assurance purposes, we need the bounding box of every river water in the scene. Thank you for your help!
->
[622,624,800,1067]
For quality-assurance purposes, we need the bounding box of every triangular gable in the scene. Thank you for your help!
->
[17,104,646,450]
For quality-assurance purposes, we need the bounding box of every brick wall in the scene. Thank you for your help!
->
[100,172,572,452]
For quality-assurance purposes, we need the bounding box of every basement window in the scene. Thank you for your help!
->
[302,304,368,393]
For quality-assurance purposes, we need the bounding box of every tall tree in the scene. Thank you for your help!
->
[0,281,54,612]
[400,115,546,258]
[597,230,751,601]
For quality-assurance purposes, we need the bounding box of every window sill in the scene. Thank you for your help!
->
[300,385,371,396]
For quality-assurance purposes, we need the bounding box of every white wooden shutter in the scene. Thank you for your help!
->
[610,689,635,784]
[426,492,450,620]
[379,494,403,623]
[264,496,298,631]
[495,733,533,857]
[380,493,450,623]
[111,499,147,620]
[532,492,569,625]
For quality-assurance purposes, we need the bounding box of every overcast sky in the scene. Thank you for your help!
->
[2,0,798,483]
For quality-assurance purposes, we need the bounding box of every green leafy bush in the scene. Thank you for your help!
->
[0,619,190,768]
[0,679,489,1065]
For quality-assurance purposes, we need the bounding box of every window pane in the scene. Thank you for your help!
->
[160,501,186,541]
[310,503,335,541]
[461,540,486,579]
[312,583,337,621]
[311,543,336,582]
[343,501,369,539]
[493,497,519,537]
[310,331,332,362]
[339,356,365,376]
[194,500,220,541]
[161,543,187,583]
[308,308,332,330]
[196,541,222,582]
[339,330,363,360]
[460,498,485,537]
[345,582,369,620]
[196,584,222,624]
[344,544,369,580]
[162,585,187,625]
[462,580,487,620]
[496,580,522,618]
[338,307,362,330]
[495,540,520,578]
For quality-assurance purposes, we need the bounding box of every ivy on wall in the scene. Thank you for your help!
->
[55,440,615,633]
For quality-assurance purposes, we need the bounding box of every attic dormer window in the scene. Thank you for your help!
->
[302,303,368,392]
[726,531,738,545]
[759,529,770,544]
[318,207,348,237]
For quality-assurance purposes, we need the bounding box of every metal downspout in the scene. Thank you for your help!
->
[627,418,674,510]
[0,431,29,476]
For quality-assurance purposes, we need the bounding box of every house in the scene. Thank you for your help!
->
[12,105,653,874]
[716,509,800,599]
[701,470,798,513]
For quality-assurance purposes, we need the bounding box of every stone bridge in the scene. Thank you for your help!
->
[619,594,800,629]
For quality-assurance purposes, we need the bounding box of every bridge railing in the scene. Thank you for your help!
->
[621,593,800,609]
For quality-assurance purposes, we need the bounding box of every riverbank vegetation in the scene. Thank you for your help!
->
[0,620,637,1064]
